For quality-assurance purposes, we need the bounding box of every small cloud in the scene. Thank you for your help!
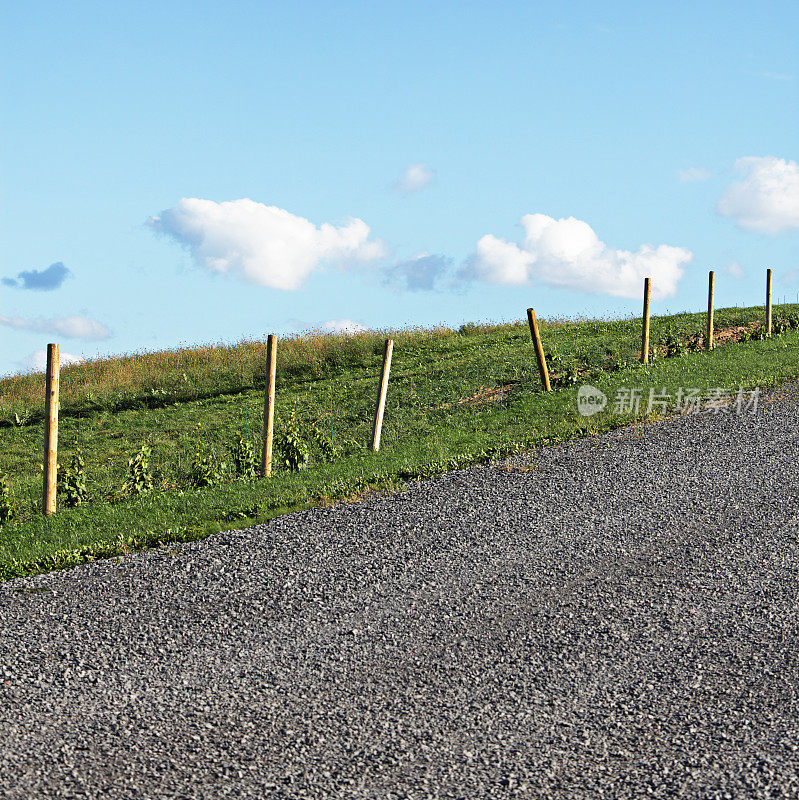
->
[677,167,711,183]
[718,156,799,234]
[748,70,793,81]
[147,198,386,291]
[460,213,692,300]
[0,314,111,339]
[395,163,434,194]
[384,254,452,291]
[724,260,745,279]
[3,262,72,291]
[319,319,370,335]
[21,349,84,373]
[780,269,798,284]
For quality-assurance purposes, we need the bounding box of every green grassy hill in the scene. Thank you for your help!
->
[2,304,798,581]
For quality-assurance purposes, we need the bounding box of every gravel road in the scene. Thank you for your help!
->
[1,384,798,799]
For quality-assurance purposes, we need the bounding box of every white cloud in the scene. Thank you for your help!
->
[21,349,84,373]
[383,254,452,291]
[725,260,745,279]
[148,198,386,290]
[461,214,692,300]
[677,167,711,183]
[319,319,370,335]
[0,314,111,339]
[749,70,793,81]
[718,156,799,234]
[395,163,434,194]
[780,269,798,284]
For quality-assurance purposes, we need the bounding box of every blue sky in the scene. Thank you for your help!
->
[2,0,798,376]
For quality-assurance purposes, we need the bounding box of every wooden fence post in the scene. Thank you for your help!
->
[526,308,551,391]
[641,277,651,364]
[707,270,715,350]
[371,339,393,452]
[42,343,60,516]
[766,268,773,336]
[260,334,277,477]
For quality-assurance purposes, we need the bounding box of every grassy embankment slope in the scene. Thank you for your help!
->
[1,304,798,581]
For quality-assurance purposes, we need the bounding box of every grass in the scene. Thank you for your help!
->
[1,303,798,582]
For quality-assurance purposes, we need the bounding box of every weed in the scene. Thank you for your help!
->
[122,442,154,496]
[189,449,227,488]
[659,328,687,358]
[231,432,257,479]
[0,473,15,525]
[311,423,338,462]
[607,355,634,371]
[684,332,705,353]
[57,436,88,508]
[551,365,580,388]
[544,349,565,372]
[544,349,580,387]
[276,414,309,471]
[12,411,31,427]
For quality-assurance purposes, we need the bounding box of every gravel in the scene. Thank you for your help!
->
[1,383,799,799]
